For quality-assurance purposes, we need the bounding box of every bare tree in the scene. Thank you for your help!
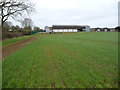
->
[6,21,13,27]
[22,18,33,29]
[0,0,35,30]
[34,26,40,31]
[2,21,10,31]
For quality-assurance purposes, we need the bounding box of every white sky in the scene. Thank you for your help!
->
[10,0,119,29]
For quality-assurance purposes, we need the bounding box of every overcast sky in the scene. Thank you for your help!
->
[10,0,119,29]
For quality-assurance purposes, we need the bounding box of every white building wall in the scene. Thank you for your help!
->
[69,29,72,32]
[67,29,69,32]
[104,29,107,32]
[73,29,77,32]
[53,29,77,32]
[59,30,63,32]
[53,29,58,32]
[46,29,52,32]
[97,29,100,32]
[64,29,68,32]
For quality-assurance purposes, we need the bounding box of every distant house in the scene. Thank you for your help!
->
[52,25,90,32]
[109,28,115,32]
[115,26,120,32]
[44,26,52,32]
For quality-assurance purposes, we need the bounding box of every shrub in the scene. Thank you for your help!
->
[2,31,22,40]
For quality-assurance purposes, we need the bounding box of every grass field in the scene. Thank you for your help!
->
[2,34,37,47]
[3,32,118,88]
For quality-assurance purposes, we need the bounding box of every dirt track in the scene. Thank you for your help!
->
[2,36,38,60]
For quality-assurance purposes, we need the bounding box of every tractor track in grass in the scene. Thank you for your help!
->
[2,36,38,60]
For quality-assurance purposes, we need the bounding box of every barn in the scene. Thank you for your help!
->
[95,28,110,32]
[52,25,90,32]
[115,26,120,32]
[95,28,102,32]
[103,28,110,32]
[44,26,52,32]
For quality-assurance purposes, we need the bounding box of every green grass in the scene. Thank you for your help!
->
[2,34,37,47]
[3,32,118,88]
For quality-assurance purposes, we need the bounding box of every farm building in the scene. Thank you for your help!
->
[52,25,90,32]
[95,28,110,32]
[115,26,120,32]
[95,28,102,32]
[44,26,52,32]
[109,28,115,32]
[103,28,110,32]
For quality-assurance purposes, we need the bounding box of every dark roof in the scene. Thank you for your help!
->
[95,28,110,30]
[95,27,100,29]
[115,26,120,29]
[52,25,89,29]
[103,28,110,30]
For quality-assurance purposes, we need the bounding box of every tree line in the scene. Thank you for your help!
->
[0,0,42,40]
[2,18,41,40]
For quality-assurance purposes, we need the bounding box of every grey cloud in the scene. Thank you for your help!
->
[10,0,119,29]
